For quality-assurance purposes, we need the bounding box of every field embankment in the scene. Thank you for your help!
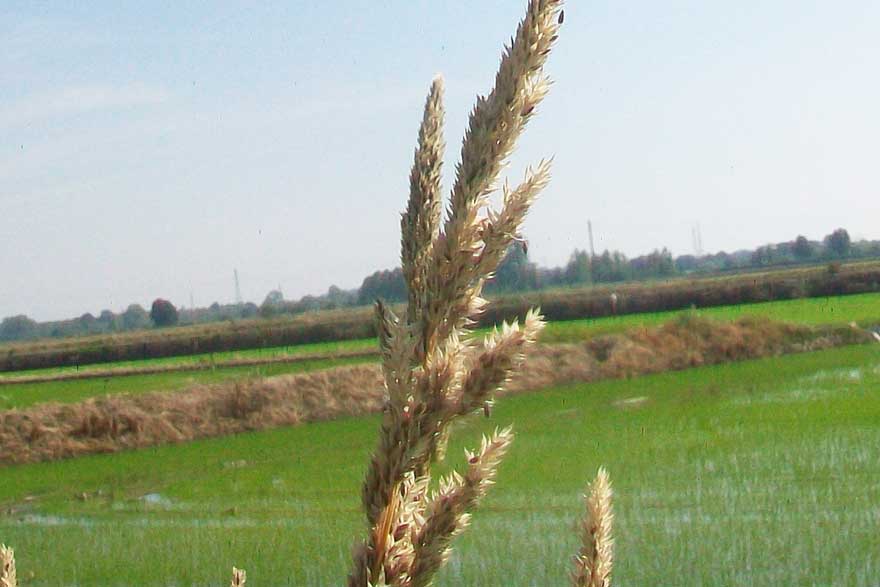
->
[2,261,879,373]
[0,347,378,386]
[1,316,870,465]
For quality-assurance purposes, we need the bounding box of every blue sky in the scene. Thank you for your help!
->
[2,1,879,320]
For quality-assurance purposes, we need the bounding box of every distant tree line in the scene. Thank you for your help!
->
[356,228,878,302]
[0,300,260,344]
[2,228,878,344]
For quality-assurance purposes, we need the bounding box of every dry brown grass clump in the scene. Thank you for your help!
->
[0,364,383,465]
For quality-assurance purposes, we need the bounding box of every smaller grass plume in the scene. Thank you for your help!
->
[0,545,16,587]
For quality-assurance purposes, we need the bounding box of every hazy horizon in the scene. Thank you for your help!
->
[3,1,879,321]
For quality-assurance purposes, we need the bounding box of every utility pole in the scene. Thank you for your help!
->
[691,224,704,256]
[234,269,243,305]
[587,220,596,258]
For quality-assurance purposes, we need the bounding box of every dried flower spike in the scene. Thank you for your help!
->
[572,468,614,587]
[349,1,562,585]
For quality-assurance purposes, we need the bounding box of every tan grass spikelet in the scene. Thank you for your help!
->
[475,160,552,279]
[0,545,16,587]
[402,76,445,328]
[572,468,614,587]
[230,566,246,587]
[419,0,563,358]
[408,428,514,587]
[457,309,544,416]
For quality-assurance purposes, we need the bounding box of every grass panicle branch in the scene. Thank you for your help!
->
[476,160,552,277]
[408,428,514,587]
[421,0,562,358]
[457,309,544,416]
[572,468,614,587]
[0,545,15,587]
[402,77,446,327]
[351,1,562,585]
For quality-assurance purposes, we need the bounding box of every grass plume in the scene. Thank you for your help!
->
[350,1,562,584]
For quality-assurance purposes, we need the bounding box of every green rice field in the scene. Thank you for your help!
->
[1,344,878,586]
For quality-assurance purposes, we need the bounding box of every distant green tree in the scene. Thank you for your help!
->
[263,290,284,306]
[358,268,407,305]
[150,299,179,327]
[564,249,592,285]
[750,245,775,267]
[825,228,851,258]
[121,304,150,330]
[592,250,630,283]
[674,254,698,273]
[793,235,813,260]
[654,248,676,276]
[259,290,285,317]
[79,312,97,332]
[632,248,675,279]
[0,314,37,341]
[489,243,538,292]
[325,285,357,308]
